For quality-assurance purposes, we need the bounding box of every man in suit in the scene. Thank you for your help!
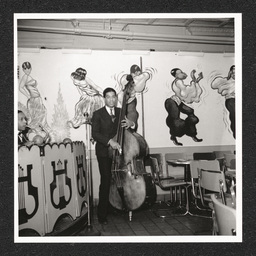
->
[91,87,135,224]
[18,110,33,147]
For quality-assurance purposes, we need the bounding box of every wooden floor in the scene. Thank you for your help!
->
[77,203,213,236]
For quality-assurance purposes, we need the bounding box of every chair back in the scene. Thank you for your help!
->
[165,153,186,177]
[199,168,227,193]
[190,160,200,179]
[211,194,236,235]
[213,150,232,159]
[224,153,236,169]
[193,152,216,160]
[190,160,221,199]
[165,153,186,161]
[150,154,164,177]
[190,160,220,179]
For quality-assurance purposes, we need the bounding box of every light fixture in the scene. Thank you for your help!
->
[61,49,92,54]
[122,50,150,55]
[178,51,204,57]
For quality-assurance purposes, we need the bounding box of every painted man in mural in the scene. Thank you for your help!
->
[116,64,151,131]
[165,68,203,146]
[211,65,235,138]
[19,61,52,141]
[68,68,105,128]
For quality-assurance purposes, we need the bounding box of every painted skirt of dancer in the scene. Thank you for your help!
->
[68,68,105,128]
[19,62,52,140]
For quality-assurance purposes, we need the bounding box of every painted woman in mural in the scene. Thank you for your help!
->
[116,64,151,130]
[165,68,203,146]
[19,61,52,137]
[211,65,235,138]
[68,68,105,128]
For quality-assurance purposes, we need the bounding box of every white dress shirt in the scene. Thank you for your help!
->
[105,106,115,116]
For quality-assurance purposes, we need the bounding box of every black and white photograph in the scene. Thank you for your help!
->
[14,13,242,243]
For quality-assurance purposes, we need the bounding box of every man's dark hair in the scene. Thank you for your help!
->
[230,65,235,71]
[18,110,23,114]
[103,87,116,98]
[170,68,180,77]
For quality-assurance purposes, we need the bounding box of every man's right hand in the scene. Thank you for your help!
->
[109,139,122,154]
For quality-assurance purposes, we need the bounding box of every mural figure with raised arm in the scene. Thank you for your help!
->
[165,68,203,146]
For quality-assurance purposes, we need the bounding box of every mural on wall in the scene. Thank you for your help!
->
[165,68,203,146]
[19,61,54,143]
[67,68,105,129]
[115,63,155,130]
[51,85,71,143]
[210,65,235,138]
[17,51,236,148]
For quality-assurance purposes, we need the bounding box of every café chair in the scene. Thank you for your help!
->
[144,155,173,206]
[150,153,179,204]
[198,168,230,234]
[189,160,220,216]
[193,152,216,161]
[213,150,232,159]
[228,178,236,209]
[146,154,173,186]
[165,153,187,177]
[213,151,232,171]
[223,153,236,191]
[164,153,189,206]
[198,168,228,209]
[224,153,236,170]
[225,171,236,194]
[211,194,236,235]
[150,153,173,179]
[148,156,190,217]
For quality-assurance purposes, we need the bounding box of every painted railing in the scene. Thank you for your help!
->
[18,141,88,236]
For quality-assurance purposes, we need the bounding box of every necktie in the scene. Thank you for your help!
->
[110,108,115,122]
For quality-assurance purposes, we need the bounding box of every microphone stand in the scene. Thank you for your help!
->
[78,114,100,236]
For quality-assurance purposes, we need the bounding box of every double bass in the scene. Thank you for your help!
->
[108,76,155,216]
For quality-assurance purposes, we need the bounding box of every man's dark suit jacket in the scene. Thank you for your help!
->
[18,127,30,146]
[91,106,121,157]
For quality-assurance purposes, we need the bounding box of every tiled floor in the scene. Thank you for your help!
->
[77,203,213,236]
[19,201,213,237]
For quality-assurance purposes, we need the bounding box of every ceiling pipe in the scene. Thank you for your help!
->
[28,19,234,30]
[18,25,234,45]
[121,21,234,31]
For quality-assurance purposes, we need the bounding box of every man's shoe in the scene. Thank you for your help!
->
[98,219,108,225]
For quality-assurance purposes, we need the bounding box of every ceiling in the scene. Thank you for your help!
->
[17,18,235,53]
